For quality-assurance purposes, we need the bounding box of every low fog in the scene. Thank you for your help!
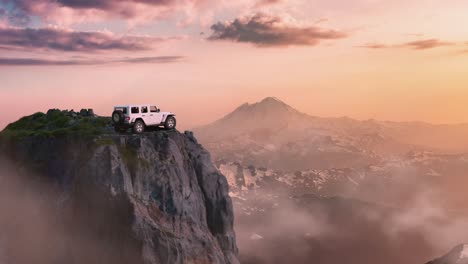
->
[1,153,468,264]
[235,168,468,264]
[0,159,143,264]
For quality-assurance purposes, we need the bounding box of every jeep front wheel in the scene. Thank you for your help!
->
[133,120,145,134]
[164,116,176,130]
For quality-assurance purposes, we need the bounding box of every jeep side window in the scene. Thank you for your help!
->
[150,106,158,113]
[131,107,139,114]
[141,106,148,113]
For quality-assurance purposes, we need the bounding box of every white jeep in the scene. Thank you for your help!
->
[112,105,176,134]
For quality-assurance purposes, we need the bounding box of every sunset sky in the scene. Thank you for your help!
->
[0,0,468,129]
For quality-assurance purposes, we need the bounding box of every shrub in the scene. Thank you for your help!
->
[1,110,111,140]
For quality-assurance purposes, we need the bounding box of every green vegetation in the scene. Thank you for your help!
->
[0,109,111,140]
[117,144,150,171]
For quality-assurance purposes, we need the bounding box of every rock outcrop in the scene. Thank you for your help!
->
[0,113,239,264]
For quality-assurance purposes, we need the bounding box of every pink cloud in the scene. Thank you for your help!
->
[360,39,455,51]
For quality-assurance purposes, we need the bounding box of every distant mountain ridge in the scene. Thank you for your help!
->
[195,97,468,170]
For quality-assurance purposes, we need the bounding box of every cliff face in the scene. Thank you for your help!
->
[0,126,238,264]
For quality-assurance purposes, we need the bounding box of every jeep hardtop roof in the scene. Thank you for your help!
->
[114,104,157,107]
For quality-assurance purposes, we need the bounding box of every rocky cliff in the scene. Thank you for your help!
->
[0,110,239,264]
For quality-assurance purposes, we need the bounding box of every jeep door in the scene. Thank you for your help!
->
[140,106,154,125]
[149,106,164,125]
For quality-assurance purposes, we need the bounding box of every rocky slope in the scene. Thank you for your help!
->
[0,110,239,264]
[427,244,468,264]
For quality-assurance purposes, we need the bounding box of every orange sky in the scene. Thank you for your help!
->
[0,0,467,130]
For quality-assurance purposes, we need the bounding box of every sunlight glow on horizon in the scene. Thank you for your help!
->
[1,0,468,130]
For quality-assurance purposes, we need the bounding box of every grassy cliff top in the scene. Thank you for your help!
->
[1,109,110,140]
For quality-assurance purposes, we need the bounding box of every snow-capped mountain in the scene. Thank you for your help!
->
[196,97,468,172]
[195,97,412,171]
[195,97,468,206]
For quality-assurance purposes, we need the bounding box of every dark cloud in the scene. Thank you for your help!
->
[360,39,454,50]
[56,0,176,9]
[0,56,184,66]
[0,27,166,52]
[0,0,202,21]
[208,13,347,47]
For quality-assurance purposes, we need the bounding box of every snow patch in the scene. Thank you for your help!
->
[459,244,468,261]
[427,169,441,177]
[347,176,359,186]
[250,233,264,241]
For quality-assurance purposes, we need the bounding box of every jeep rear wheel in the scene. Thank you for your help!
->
[133,120,145,134]
[164,116,176,130]
[112,110,124,125]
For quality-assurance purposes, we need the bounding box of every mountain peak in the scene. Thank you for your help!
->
[256,97,291,108]
[226,97,301,121]
[260,96,284,104]
[194,97,309,138]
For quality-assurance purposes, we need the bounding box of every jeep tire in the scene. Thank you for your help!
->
[112,110,124,125]
[133,120,145,134]
[164,116,176,130]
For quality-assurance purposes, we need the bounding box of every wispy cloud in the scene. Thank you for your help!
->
[403,39,453,50]
[254,0,282,7]
[359,43,389,49]
[360,39,455,51]
[0,26,173,52]
[0,56,185,66]
[208,13,347,47]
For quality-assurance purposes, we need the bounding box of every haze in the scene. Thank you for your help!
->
[1,0,468,130]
